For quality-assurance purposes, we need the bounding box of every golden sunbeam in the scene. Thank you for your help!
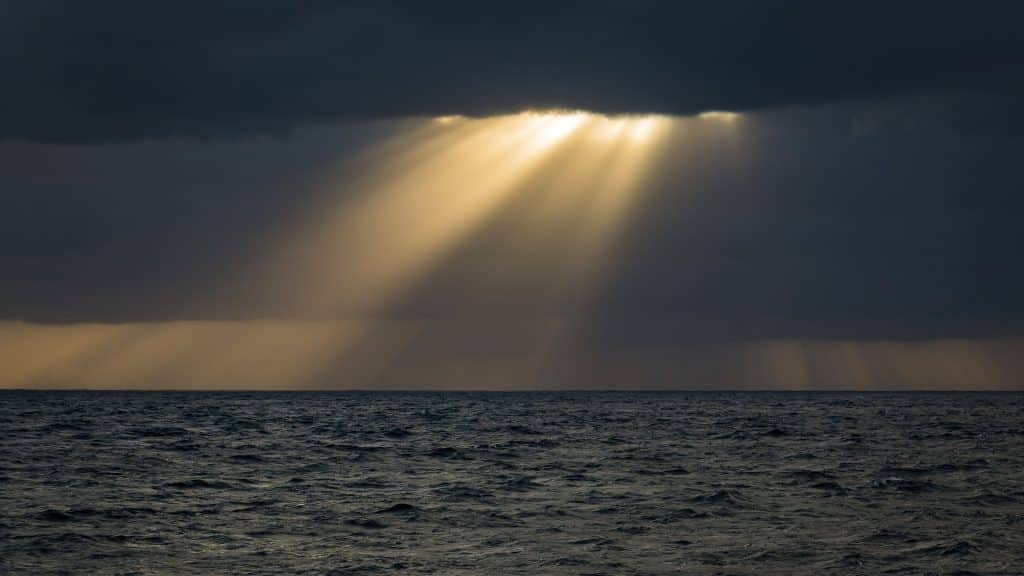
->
[509,125,627,248]
[267,111,639,315]
[250,109,675,385]
[485,114,671,293]
[234,110,676,387]
[524,115,670,386]
[580,116,669,252]
[0,321,366,390]
[6,112,679,391]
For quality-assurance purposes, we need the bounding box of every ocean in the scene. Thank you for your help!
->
[1,391,1022,575]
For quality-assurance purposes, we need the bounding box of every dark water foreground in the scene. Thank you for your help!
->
[1,391,1022,575]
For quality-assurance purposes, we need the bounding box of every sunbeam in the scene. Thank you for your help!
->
[228,111,673,386]
[260,112,671,320]
[15,108,1020,392]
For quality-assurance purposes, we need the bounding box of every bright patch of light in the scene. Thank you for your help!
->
[524,112,589,152]
[594,117,630,140]
[627,116,662,142]
[698,110,741,122]
[234,110,674,385]
[434,115,465,124]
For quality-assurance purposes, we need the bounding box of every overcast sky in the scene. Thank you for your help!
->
[3,1,1023,142]
[2,1,1023,388]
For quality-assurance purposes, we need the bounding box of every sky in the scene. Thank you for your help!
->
[2,1,1023,389]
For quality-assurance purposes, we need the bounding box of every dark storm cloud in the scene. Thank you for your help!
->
[2,0,1022,143]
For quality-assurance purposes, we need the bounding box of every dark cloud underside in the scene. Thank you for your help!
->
[2,0,1022,143]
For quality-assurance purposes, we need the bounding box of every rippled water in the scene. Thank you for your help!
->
[2,391,1023,575]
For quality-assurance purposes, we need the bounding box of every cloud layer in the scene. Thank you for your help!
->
[3,1,1023,142]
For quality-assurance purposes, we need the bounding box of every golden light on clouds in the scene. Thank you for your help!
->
[0,111,806,389]
[20,109,1019,391]
[0,110,681,390]
[0,109,667,391]
[261,111,671,318]
[698,110,741,122]
[0,321,359,389]
[432,115,465,124]
[1,109,1019,391]
[2,319,1021,390]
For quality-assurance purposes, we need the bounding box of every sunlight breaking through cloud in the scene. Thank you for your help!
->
[0,112,767,390]
[261,111,671,318]
[3,102,1023,391]
[697,110,741,122]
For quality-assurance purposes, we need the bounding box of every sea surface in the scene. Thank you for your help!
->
[1,391,1023,575]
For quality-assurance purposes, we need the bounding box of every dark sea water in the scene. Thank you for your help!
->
[1,391,1023,575]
